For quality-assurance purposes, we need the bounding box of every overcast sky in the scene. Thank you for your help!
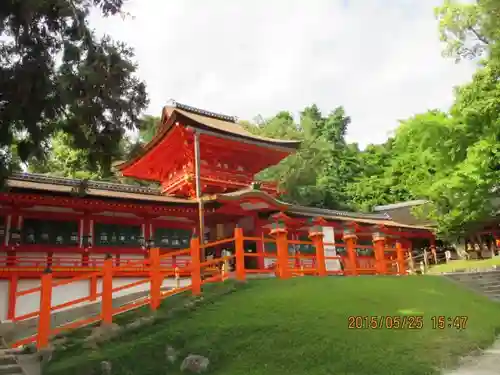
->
[90,0,477,147]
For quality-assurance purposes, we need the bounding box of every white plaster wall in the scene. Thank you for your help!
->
[0,276,192,322]
[18,252,46,267]
[53,252,79,267]
[0,279,10,321]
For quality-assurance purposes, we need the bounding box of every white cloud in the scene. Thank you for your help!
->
[90,0,477,147]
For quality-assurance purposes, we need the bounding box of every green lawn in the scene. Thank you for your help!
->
[429,257,500,274]
[45,276,500,375]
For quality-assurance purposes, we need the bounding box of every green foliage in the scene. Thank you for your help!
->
[435,0,500,61]
[28,118,160,187]
[0,0,148,181]
[249,105,357,209]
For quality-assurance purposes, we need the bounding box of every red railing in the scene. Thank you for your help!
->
[6,227,408,350]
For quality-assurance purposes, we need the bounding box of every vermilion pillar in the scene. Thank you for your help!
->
[309,226,327,276]
[395,241,406,275]
[270,223,290,279]
[372,231,387,275]
[7,275,18,320]
[343,227,358,276]
[254,218,265,270]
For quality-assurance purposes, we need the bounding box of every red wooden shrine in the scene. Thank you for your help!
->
[0,102,440,284]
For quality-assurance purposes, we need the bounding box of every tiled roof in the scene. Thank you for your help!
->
[9,172,162,195]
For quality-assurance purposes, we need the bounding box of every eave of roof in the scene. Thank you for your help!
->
[116,103,301,172]
[6,173,196,204]
[286,205,432,230]
[373,200,429,211]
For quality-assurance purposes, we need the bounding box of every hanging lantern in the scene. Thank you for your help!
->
[171,232,180,247]
[181,236,189,246]
[0,226,5,237]
[56,235,63,245]
[26,229,36,244]
[111,232,117,244]
[85,235,93,248]
[161,235,170,246]
[119,233,126,244]
[372,231,385,242]
[137,235,145,249]
[70,232,79,244]
[40,231,49,243]
[100,232,108,245]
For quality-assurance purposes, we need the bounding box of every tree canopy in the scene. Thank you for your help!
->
[2,0,499,240]
[0,0,148,180]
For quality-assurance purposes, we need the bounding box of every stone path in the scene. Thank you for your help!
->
[444,338,500,375]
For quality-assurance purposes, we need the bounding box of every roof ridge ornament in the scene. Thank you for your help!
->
[172,101,238,123]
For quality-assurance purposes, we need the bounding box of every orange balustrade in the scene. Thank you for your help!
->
[6,226,407,350]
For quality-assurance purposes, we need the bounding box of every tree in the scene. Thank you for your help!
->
[0,0,148,182]
[249,105,358,209]
[28,116,161,184]
[435,0,500,61]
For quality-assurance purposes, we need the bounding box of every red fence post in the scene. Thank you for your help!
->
[190,236,202,295]
[234,226,246,282]
[395,241,406,275]
[101,254,114,325]
[149,247,162,310]
[37,269,53,349]
[7,275,18,320]
[372,232,387,275]
[309,227,327,276]
[343,228,358,276]
[270,224,290,279]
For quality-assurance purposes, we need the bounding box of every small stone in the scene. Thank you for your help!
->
[101,360,112,375]
[83,322,121,348]
[180,354,209,373]
[126,315,156,330]
[165,345,178,363]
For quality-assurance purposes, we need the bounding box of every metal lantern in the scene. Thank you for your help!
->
[138,235,146,249]
[147,239,155,249]
[70,232,79,244]
[84,235,93,248]
[372,231,385,241]
[161,235,170,246]
[100,232,108,245]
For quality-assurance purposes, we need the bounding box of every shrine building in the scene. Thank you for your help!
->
[0,102,436,321]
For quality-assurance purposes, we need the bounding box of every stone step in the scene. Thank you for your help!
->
[0,356,16,366]
[480,285,500,293]
[0,350,23,357]
[447,273,500,280]
[0,364,23,375]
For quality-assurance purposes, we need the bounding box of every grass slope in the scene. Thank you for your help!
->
[45,276,500,375]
